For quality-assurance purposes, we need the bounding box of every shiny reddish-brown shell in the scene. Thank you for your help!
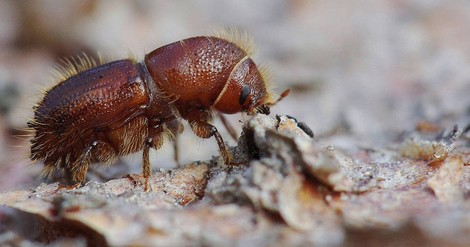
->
[144,36,270,116]
[29,36,276,183]
[30,59,151,171]
[35,60,148,130]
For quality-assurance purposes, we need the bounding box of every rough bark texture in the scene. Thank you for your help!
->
[1,115,469,246]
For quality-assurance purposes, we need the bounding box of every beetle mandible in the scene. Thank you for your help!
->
[28,36,288,191]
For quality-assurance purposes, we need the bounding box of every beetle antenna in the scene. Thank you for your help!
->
[269,89,290,107]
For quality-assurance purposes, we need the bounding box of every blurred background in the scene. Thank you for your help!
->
[0,0,469,191]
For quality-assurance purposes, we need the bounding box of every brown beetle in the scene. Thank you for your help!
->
[28,36,288,190]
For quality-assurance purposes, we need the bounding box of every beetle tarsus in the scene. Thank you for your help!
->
[56,181,82,191]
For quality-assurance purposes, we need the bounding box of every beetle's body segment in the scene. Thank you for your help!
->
[29,36,283,190]
[145,37,272,117]
[35,60,149,131]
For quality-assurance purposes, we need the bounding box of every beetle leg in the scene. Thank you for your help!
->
[164,119,184,166]
[141,123,168,191]
[56,182,82,191]
[190,121,232,165]
[173,135,180,167]
[142,138,152,192]
[70,140,98,187]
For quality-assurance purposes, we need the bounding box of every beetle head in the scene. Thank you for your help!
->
[213,57,288,115]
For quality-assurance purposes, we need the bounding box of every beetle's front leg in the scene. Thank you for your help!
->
[190,121,232,165]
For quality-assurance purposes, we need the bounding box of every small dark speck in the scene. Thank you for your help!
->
[297,122,314,138]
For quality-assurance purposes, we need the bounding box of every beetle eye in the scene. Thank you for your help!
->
[239,85,251,105]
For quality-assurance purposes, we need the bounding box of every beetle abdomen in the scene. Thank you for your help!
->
[30,59,149,173]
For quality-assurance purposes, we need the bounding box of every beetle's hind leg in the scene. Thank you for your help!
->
[70,141,98,187]
[55,141,98,190]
